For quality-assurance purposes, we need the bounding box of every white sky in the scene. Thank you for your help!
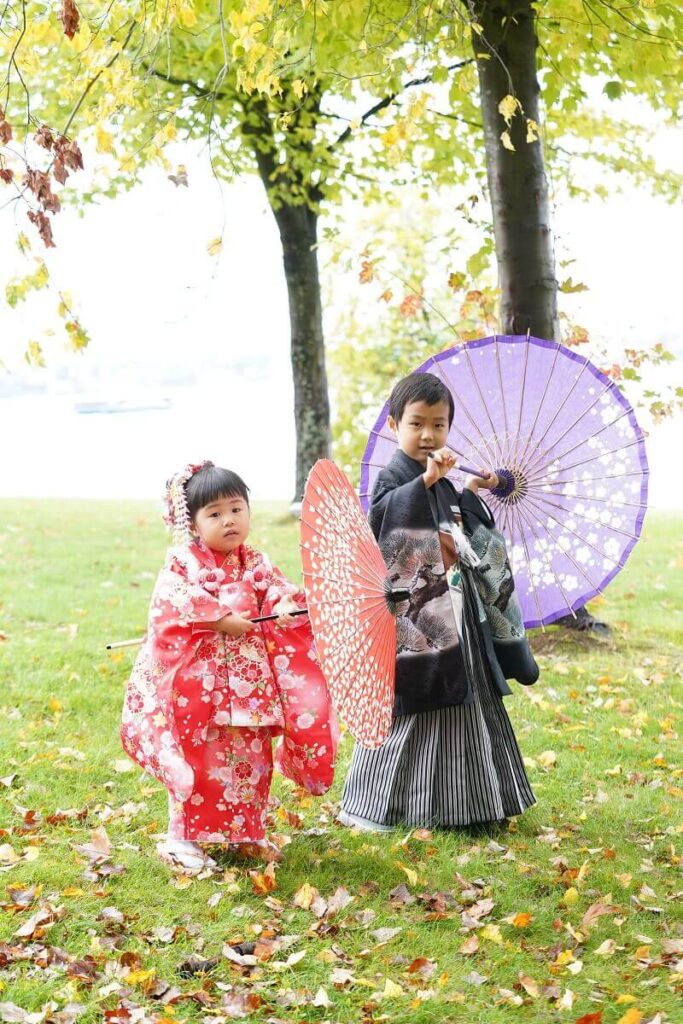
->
[0,123,681,507]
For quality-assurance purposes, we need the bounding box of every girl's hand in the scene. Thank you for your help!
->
[465,469,499,494]
[423,448,457,488]
[221,614,255,638]
[272,596,300,627]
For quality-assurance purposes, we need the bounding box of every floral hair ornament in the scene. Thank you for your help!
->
[163,460,214,547]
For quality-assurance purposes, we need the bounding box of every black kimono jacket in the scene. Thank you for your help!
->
[369,450,517,717]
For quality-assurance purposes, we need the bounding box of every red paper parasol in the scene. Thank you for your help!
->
[300,460,407,748]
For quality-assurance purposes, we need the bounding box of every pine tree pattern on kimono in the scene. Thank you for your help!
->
[121,541,337,841]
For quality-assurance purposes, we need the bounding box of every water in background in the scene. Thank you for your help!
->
[2,383,680,508]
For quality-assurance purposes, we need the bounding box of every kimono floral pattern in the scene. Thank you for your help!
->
[121,541,337,841]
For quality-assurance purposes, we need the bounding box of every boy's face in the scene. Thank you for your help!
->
[192,495,250,553]
[388,399,451,466]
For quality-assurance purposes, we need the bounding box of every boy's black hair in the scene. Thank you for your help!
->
[185,463,250,519]
[389,372,454,426]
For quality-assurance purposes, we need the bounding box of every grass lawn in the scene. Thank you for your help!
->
[0,501,681,1024]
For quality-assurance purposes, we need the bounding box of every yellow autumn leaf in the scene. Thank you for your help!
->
[96,126,115,154]
[293,881,319,909]
[526,118,540,143]
[616,1009,642,1024]
[178,2,197,27]
[127,969,156,985]
[162,122,177,142]
[538,749,557,769]
[292,79,308,100]
[481,923,503,945]
[207,237,223,257]
[395,862,418,886]
[381,978,404,998]
[500,130,515,152]
[498,94,522,124]
[562,887,579,907]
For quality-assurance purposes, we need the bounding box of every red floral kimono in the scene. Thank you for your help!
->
[121,541,337,842]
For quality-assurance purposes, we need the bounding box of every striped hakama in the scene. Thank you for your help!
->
[339,566,535,830]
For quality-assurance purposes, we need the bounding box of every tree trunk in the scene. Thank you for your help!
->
[241,94,331,502]
[272,203,331,501]
[470,0,559,342]
[468,2,607,633]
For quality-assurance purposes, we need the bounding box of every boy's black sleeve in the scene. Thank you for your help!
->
[368,467,435,542]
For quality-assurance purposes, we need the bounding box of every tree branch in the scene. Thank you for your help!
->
[141,62,229,101]
[427,107,482,130]
[329,58,474,150]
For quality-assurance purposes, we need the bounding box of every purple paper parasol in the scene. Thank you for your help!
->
[361,335,649,628]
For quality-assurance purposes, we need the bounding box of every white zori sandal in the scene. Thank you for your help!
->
[156,839,217,872]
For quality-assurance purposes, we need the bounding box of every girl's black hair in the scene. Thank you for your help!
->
[389,372,454,426]
[185,464,250,519]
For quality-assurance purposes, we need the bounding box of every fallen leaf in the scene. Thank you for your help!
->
[581,901,618,932]
[378,978,403,999]
[562,887,579,907]
[557,988,576,1010]
[395,862,418,886]
[518,973,540,998]
[508,911,532,928]
[293,882,319,910]
[594,939,616,956]
[370,927,402,944]
[223,943,258,967]
[480,923,503,945]
[388,883,414,907]
[330,967,356,989]
[616,1011,642,1024]
[459,934,479,955]
[249,862,277,895]
[408,957,437,979]
[312,987,332,1008]
[326,886,353,916]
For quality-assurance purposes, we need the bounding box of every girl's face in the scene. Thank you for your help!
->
[192,495,250,553]
[388,399,451,465]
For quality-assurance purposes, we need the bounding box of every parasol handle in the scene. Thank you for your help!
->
[105,609,310,650]
[427,451,480,476]
[106,637,145,650]
[252,608,309,624]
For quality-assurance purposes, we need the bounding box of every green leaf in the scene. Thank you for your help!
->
[603,81,623,101]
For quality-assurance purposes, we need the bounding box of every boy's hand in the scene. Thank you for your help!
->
[273,596,300,627]
[222,614,255,638]
[464,469,499,494]
[423,448,457,488]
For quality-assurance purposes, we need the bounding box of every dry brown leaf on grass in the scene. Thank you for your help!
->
[459,934,479,955]
[517,973,541,998]
[248,862,277,895]
[407,957,438,979]
[581,901,619,932]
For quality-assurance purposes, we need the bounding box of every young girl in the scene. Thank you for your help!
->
[121,461,337,870]
[339,373,537,832]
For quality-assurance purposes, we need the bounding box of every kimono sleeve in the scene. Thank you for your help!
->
[368,468,434,540]
[151,558,236,652]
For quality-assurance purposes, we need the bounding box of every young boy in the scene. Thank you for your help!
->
[338,373,536,831]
